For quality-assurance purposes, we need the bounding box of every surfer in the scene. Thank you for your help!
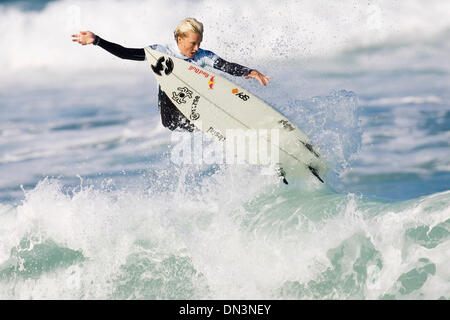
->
[72,17,272,132]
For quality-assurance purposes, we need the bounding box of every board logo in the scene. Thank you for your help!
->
[172,87,193,104]
[207,126,226,142]
[278,119,295,131]
[190,96,200,120]
[232,88,250,101]
[208,76,215,89]
[188,65,209,78]
[151,56,174,76]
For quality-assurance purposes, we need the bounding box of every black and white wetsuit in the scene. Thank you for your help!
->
[93,36,253,132]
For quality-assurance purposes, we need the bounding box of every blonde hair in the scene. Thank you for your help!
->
[174,18,204,41]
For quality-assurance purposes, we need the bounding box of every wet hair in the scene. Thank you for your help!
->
[174,17,204,41]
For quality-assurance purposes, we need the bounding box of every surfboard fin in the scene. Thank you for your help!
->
[275,166,289,185]
[308,165,324,183]
[301,141,320,158]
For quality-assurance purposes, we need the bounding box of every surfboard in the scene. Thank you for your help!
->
[144,47,327,184]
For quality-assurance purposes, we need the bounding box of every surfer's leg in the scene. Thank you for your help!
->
[158,88,194,132]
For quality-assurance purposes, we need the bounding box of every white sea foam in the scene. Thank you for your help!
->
[361,96,444,106]
[0,177,448,299]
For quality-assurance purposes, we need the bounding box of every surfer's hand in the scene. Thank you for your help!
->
[72,31,96,45]
[245,70,272,87]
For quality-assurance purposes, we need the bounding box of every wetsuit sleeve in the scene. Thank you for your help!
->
[213,57,253,77]
[93,35,145,61]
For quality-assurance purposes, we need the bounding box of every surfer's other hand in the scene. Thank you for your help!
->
[71,31,96,45]
[245,70,272,87]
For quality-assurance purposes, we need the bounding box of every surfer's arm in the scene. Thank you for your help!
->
[72,31,145,61]
[93,36,145,61]
[244,70,272,87]
[213,58,271,87]
[213,58,253,77]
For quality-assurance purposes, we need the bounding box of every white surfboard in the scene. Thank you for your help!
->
[144,48,327,183]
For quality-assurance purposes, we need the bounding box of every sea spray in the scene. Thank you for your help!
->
[0,0,448,300]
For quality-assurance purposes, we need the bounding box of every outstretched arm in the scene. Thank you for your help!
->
[71,31,145,61]
[213,57,272,87]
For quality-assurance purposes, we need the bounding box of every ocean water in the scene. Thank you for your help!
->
[0,0,449,300]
